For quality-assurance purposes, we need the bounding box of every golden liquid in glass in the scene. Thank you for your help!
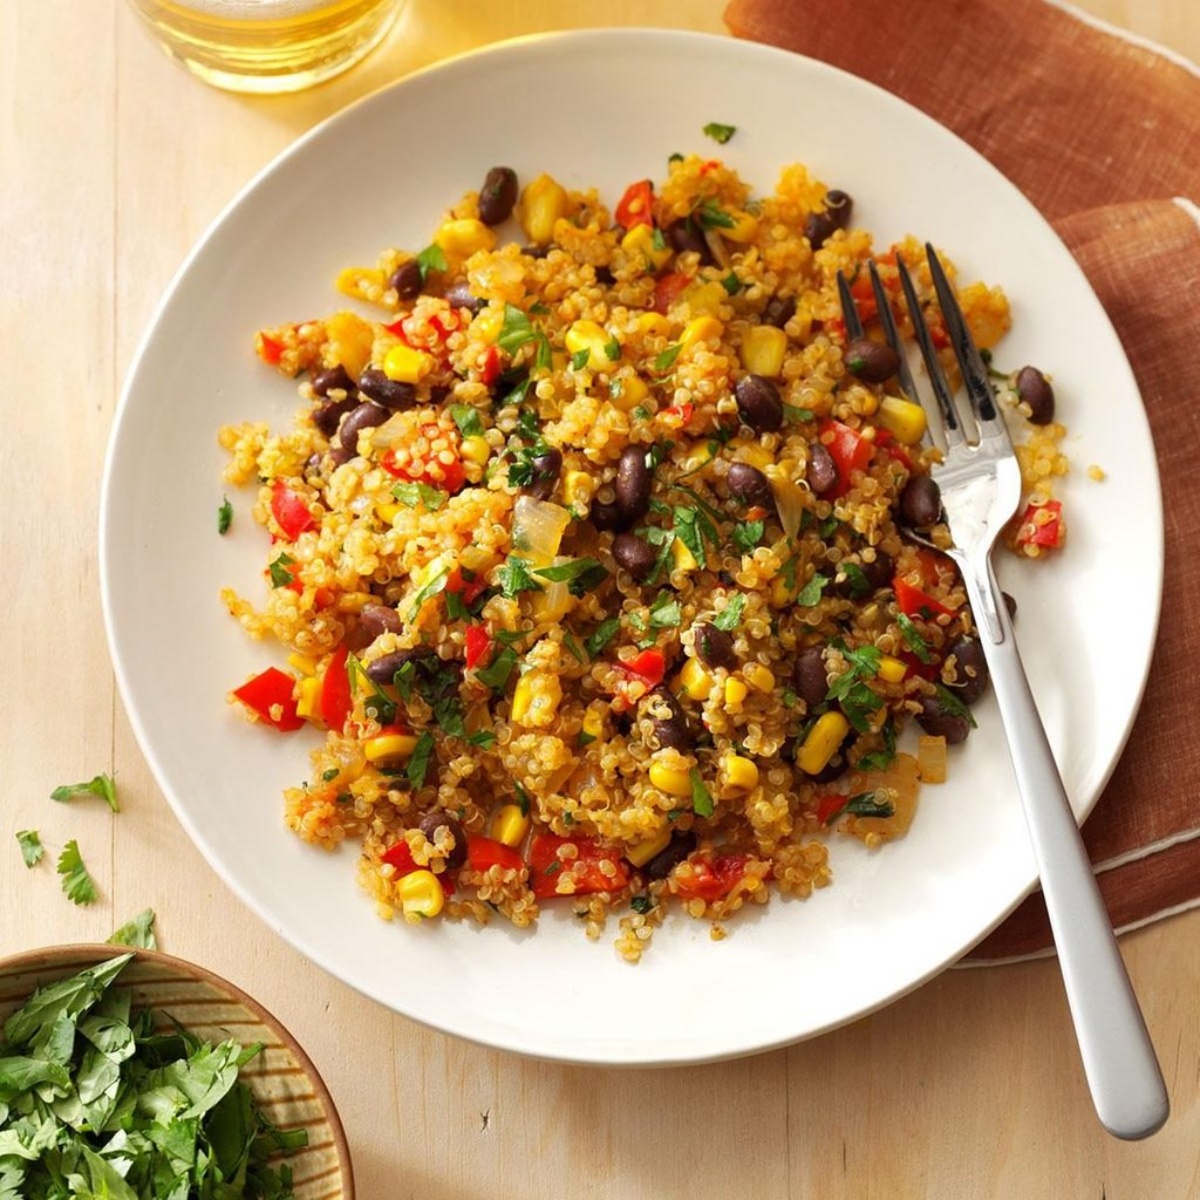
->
[127,0,405,93]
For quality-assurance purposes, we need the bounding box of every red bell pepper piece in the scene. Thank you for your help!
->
[619,648,665,688]
[819,419,874,497]
[893,575,953,620]
[464,624,491,670]
[256,331,284,366]
[672,853,748,903]
[530,834,629,900]
[381,840,418,876]
[319,643,353,733]
[232,667,304,732]
[270,480,315,541]
[379,423,467,495]
[383,317,410,340]
[874,429,914,471]
[660,402,694,428]
[446,567,487,607]
[653,271,692,315]
[465,835,525,874]
[815,794,848,824]
[615,179,654,229]
[1014,499,1065,550]
[479,345,501,386]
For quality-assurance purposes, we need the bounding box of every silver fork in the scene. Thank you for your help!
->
[838,247,1168,1140]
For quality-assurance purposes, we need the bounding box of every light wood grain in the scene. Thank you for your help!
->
[3,1,1198,1197]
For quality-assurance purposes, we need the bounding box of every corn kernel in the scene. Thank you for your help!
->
[460,434,491,465]
[724,677,749,707]
[721,211,759,244]
[621,223,673,271]
[744,663,775,693]
[649,763,693,797]
[520,173,569,246]
[672,537,698,573]
[877,396,928,445]
[326,310,375,378]
[375,501,401,525]
[334,266,384,301]
[680,315,724,349]
[738,445,774,470]
[296,676,321,720]
[383,343,433,384]
[336,591,375,614]
[625,828,672,867]
[636,312,672,337]
[510,675,536,724]
[581,708,605,743]
[609,372,649,412]
[562,469,592,508]
[740,326,789,378]
[723,754,760,792]
[364,733,419,764]
[287,653,317,676]
[796,712,850,775]
[685,281,729,317]
[491,803,530,848]
[398,869,444,920]
[472,306,503,343]
[679,658,714,701]
[876,655,908,684]
[510,672,562,726]
[433,217,496,259]
[564,320,620,367]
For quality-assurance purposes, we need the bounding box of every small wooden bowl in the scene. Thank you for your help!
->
[0,944,354,1200]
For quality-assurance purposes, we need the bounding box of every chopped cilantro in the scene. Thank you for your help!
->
[654,343,683,373]
[16,829,43,867]
[826,643,884,734]
[571,348,591,371]
[416,242,447,280]
[57,839,97,905]
[702,121,737,144]
[497,303,551,372]
[711,593,746,632]
[585,618,621,658]
[689,768,714,818]
[783,403,814,423]
[476,645,520,691]
[497,556,544,598]
[108,908,157,949]
[935,684,978,727]
[562,632,586,664]
[217,497,232,535]
[721,271,741,296]
[897,613,933,663]
[651,227,668,252]
[732,519,765,553]
[694,198,736,230]
[407,564,450,618]
[51,773,119,813]
[514,780,531,818]
[856,721,898,772]
[467,729,497,749]
[649,593,682,629]
[322,767,340,782]
[449,404,485,437]
[840,562,871,597]
[795,572,830,608]
[267,552,296,588]
[845,790,896,819]
[445,588,470,621]
[392,481,449,511]
[630,894,655,915]
[578,729,596,748]
[604,337,622,362]
[534,557,609,597]
[407,731,436,790]
[506,440,552,489]
[668,152,684,164]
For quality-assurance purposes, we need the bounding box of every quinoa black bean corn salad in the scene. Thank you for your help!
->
[220,151,1068,961]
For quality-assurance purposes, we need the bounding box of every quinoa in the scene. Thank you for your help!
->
[222,154,1066,961]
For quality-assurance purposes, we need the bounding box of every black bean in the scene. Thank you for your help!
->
[336,401,390,456]
[365,646,434,686]
[388,259,423,301]
[642,685,692,751]
[615,445,654,524]
[726,462,775,511]
[793,646,828,708]
[829,550,894,599]
[844,337,900,384]
[735,374,784,433]
[418,812,468,870]
[916,693,971,744]
[1016,365,1055,425]
[521,447,562,501]
[312,363,357,398]
[442,279,483,315]
[899,475,942,529]
[944,637,989,706]
[666,217,712,262]
[1003,591,1018,620]
[807,441,838,495]
[694,622,737,671]
[826,190,852,224]
[312,395,358,439]
[358,604,402,642]
[803,189,853,250]
[478,166,518,226]
[612,533,656,581]
[762,294,796,329]
[594,265,615,286]
[358,368,416,412]
[590,497,625,533]
[643,830,697,880]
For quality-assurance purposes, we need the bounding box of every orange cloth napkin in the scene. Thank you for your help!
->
[724,0,1200,960]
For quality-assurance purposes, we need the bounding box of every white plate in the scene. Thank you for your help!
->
[101,30,1162,1064]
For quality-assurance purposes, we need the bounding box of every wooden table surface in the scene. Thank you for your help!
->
[4,2,1198,1196]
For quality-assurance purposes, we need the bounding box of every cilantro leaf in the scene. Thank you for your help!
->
[497,303,552,371]
[497,556,544,598]
[649,593,682,629]
[267,551,296,588]
[513,780,531,818]
[795,572,829,607]
[721,270,741,296]
[562,632,586,664]
[694,198,736,230]
[856,720,897,773]
[217,498,232,535]
[826,643,885,734]
[407,731,436,790]
[711,593,745,632]
[392,481,448,511]
[51,773,119,813]
[571,348,590,371]
[448,403,484,437]
[897,613,933,663]
[845,790,896,819]
[584,618,621,658]
[732,520,764,553]
[57,840,97,905]
[108,908,158,950]
[416,243,447,280]
[839,562,871,597]
[16,829,43,867]
[689,768,714,818]
[475,646,519,692]
[934,683,978,728]
[654,344,683,373]
[467,729,497,749]
[533,557,609,597]
[407,564,450,618]
[702,121,737,144]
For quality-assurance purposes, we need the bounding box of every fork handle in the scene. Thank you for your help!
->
[962,558,1169,1140]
